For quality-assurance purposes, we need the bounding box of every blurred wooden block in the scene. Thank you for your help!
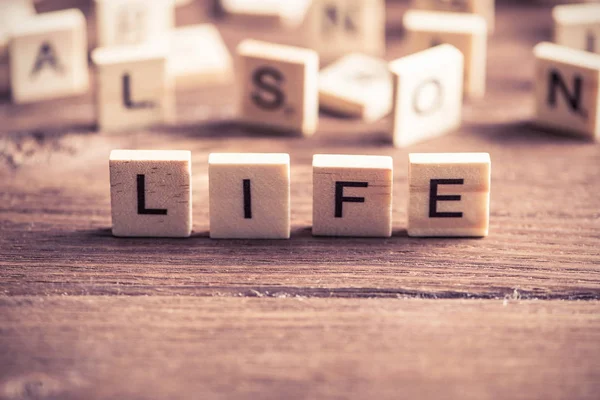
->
[109,149,192,238]
[237,39,319,136]
[95,0,174,47]
[304,0,385,62]
[9,8,89,104]
[534,42,600,141]
[408,152,490,237]
[219,0,312,28]
[403,10,487,99]
[319,53,392,122]
[312,154,393,237]
[412,0,495,33]
[92,41,174,132]
[553,4,600,54]
[389,44,464,147]
[0,0,35,63]
[168,24,233,90]
[209,153,291,239]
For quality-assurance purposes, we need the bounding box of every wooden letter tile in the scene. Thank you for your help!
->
[0,0,35,95]
[304,0,385,62]
[412,0,495,33]
[95,0,174,47]
[219,0,312,28]
[0,0,35,62]
[389,44,464,147]
[319,53,392,122]
[237,39,319,136]
[312,154,393,237]
[403,10,487,99]
[209,153,290,239]
[92,41,174,132]
[408,153,490,237]
[534,42,600,140]
[168,24,233,90]
[9,8,89,104]
[110,150,192,237]
[553,4,600,54]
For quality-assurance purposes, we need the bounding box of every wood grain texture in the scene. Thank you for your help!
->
[1,297,599,400]
[0,1,599,399]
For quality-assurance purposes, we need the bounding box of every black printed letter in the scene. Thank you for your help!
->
[31,42,63,76]
[413,79,443,115]
[251,67,285,110]
[123,73,155,109]
[547,69,585,117]
[137,174,167,215]
[335,181,368,218]
[429,179,463,218]
[243,179,252,219]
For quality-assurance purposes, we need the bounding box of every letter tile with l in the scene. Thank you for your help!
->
[109,150,192,237]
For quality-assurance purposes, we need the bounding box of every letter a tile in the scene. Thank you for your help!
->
[237,39,319,136]
[110,150,192,237]
[389,44,464,147]
[209,153,290,239]
[313,154,393,237]
[534,42,600,140]
[408,153,490,237]
[9,8,89,104]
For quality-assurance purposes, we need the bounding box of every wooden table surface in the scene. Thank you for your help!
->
[1,1,599,399]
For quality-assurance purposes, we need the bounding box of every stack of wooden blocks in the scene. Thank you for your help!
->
[1,0,599,239]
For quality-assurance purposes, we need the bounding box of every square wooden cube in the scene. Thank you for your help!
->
[92,40,174,132]
[403,10,487,99]
[412,0,495,33]
[319,53,392,122]
[9,8,89,104]
[209,153,290,239]
[237,39,319,136]
[168,24,233,90]
[219,0,312,28]
[304,0,385,62]
[312,154,393,237]
[408,153,490,237]
[110,150,192,238]
[389,44,464,147]
[553,4,600,54]
[95,0,174,47]
[0,0,35,62]
[534,42,600,140]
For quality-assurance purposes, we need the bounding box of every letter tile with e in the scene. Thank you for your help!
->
[237,39,319,136]
[209,153,290,239]
[389,44,464,147]
[9,8,89,104]
[303,0,385,63]
[109,150,192,237]
[408,153,491,237]
[92,40,174,132]
[95,0,174,47]
[534,42,600,140]
[403,10,487,99]
[312,154,393,237]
